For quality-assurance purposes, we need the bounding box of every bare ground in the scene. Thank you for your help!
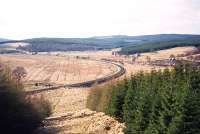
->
[33,88,124,134]
[36,109,124,134]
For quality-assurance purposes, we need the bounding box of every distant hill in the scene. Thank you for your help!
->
[91,34,200,44]
[0,38,10,43]
[19,38,113,52]
[120,38,200,55]
[1,34,200,52]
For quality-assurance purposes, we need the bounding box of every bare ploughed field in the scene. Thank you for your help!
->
[0,54,118,87]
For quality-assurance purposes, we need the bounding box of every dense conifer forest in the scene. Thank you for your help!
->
[87,65,200,134]
[120,39,200,55]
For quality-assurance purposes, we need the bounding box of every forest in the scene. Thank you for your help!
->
[120,39,200,55]
[87,65,200,134]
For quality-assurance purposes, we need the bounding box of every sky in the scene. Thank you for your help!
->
[0,0,200,39]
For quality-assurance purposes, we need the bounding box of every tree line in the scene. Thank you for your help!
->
[87,65,200,134]
[120,39,200,55]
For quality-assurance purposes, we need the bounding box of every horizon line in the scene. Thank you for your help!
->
[1,33,200,41]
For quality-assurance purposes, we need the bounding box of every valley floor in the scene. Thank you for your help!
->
[1,46,196,134]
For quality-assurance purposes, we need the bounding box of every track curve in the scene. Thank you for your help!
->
[26,59,126,95]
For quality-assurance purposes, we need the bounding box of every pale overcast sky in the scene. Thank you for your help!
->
[0,0,199,39]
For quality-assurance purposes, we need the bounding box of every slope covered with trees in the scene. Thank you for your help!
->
[120,39,200,55]
[87,65,200,134]
[13,34,200,52]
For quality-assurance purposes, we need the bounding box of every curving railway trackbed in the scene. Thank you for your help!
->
[26,60,126,95]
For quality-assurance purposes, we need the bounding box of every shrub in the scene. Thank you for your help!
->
[27,95,52,119]
[86,82,115,112]
[86,79,129,120]
[86,85,103,111]
[0,66,51,134]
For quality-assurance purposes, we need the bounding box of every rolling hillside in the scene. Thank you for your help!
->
[1,34,200,52]
[0,38,10,43]
[120,38,200,55]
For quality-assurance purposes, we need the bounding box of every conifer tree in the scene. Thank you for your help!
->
[178,91,200,134]
[106,78,128,119]
[144,95,163,134]
[123,75,140,133]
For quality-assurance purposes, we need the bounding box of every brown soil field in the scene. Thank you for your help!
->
[137,46,198,61]
[0,54,118,86]
[119,46,198,63]
[60,46,197,64]
[124,63,165,76]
